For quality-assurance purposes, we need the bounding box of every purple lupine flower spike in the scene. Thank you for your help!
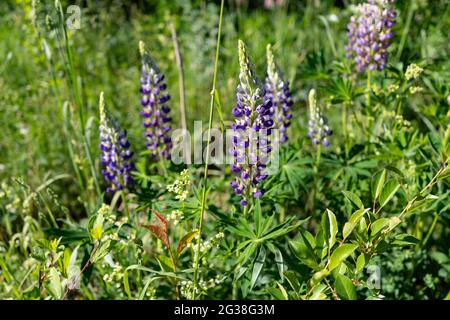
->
[139,41,172,160]
[307,89,332,147]
[230,40,274,206]
[264,44,294,143]
[99,92,135,193]
[345,0,397,73]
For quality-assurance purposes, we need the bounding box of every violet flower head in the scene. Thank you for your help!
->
[229,40,274,206]
[139,41,172,160]
[307,89,332,147]
[345,0,397,72]
[99,92,134,193]
[264,44,294,143]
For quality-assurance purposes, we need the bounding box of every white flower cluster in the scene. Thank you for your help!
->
[190,232,225,261]
[103,264,123,283]
[180,275,223,299]
[180,280,197,299]
[167,169,190,201]
[166,210,184,225]
[409,86,424,94]
[405,63,424,81]
[388,83,399,93]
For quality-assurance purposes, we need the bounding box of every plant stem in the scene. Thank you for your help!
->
[315,143,322,174]
[121,190,130,220]
[366,70,372,109]
[396,1,415,62]
[342,102,349,158]
[170,22,187,133]
[421,213,439,248]
[192,0,224,300]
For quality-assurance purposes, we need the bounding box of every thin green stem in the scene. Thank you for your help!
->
[315,144,322,174]
[366,70,372,109]
[192,0,224,300]
[420,213,439,249]
[342,103,349,158]
[121,191,130,220]
[396,1,415,62]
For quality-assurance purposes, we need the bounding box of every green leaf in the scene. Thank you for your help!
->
[308,283,327,300]
[321,209,338,249]
[45,267,62,299]
[267,243,285,281]
[250,246,266,290]
[391,234,419,246]
[370,218,390,239]
[289,240,319,270]
[371,170,386,201]
[343,222,355,240]
[389,216,402,230]
[123,271,131,299]
[379,179,400,209]
[343,209,369,239]
[430,252,449,264]
[91,240,112,263]
[335,274,357,300]
[90,212,104,241]
[328,244,358,271]
[276,282,289,300]
[356,253,366,273]
[284,271,300,293]
[62,247,71,278]
[267,287,286,300]
[156,255,175,273]
[342,190,364,209]
[311,269,330,285]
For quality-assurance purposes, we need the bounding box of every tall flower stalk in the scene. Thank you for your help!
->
[99,92,134,194]
[345,0,397,73]
[307,89,332,148]
[229,40,274,206]
[264,44,294,143]
[139,41,173,160]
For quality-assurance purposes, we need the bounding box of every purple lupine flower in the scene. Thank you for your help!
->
[264,44,294,143]
[307,89,332,147]
[229,40,274,206]
[139,41,172,160]
[99,92,134,193]
[345,0,397,72]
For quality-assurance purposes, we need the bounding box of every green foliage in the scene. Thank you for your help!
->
[0,0,449,300]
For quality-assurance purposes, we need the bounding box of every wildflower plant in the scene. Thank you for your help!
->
[345,0,397,72]
[307,89,333,147]
[229,40,274,206]
[139,41,173,160]
[2,0,450,304]
[99,93,134,193]
[264,44,294,143]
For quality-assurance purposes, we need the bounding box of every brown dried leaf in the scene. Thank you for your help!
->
[143,210,169,248]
